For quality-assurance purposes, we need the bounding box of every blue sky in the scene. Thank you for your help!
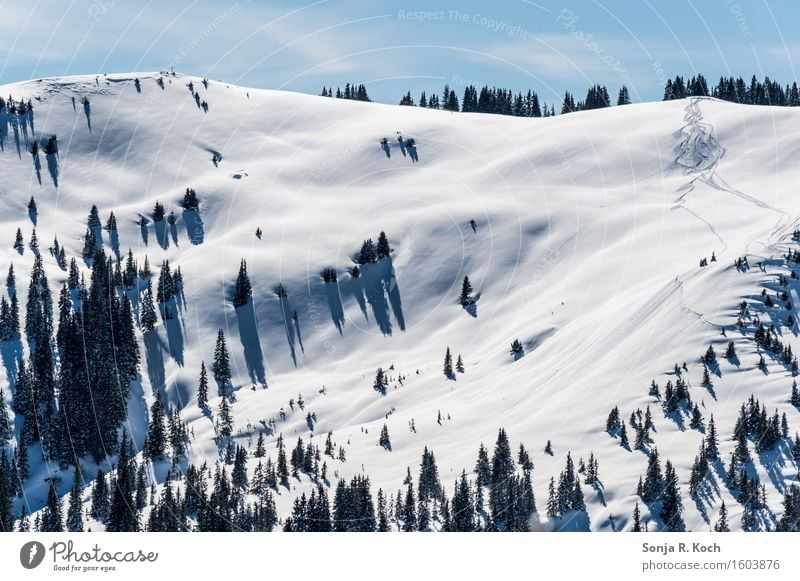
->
[1,0,799,106]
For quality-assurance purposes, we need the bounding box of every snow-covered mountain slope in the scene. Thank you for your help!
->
[2,72,800,531]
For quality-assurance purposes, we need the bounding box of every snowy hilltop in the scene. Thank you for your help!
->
[1,71,800,532]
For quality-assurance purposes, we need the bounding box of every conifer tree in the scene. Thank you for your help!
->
[197,361,209,409]
[41,481,64,532]
[632,502,643,531]
[232,259,252,307]
[218,395,233,438]
[456,354,464,373]
[376,231,391,259]
[144,394,167,460]
[107,431,139,532]
[66,469,84,532]
[443,347,453,378]
[714,500,730,532]
[379,424,391,450]
[212,329,232,395]
[0,390,11,445]
[140,287,158,331]
[459,276,473,305]
[705,415,719,460]
[0,453,12,532]
[660,460,684,531]
[373,367,387,395]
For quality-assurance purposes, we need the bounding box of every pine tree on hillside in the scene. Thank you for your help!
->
[107,431,139,532]
[66,469,84,532]
[0,390,11,445]
[660,460,684,531]
[232,259,252,307]
[379,424,391,450]
[181,188,200,211]
[459,276,473,305]
[714,500,730,532]
[641,448,664,503]
[212,329,232,395]
[197,361,209,409]
[13,228,23,251]
[218,395,233,437]
[632,502,643,531]
[617,85,631,105]
[376,231,391,259]
[443,347,454,378]
[41,481,64,532]
[456,354,465,373]
[141,287,158,331]
[152,201,165,222]
[373,368,388,395]
[705,415,719,459]
[144,394,167,460]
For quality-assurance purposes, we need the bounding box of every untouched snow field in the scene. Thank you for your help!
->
[2,72,800,531]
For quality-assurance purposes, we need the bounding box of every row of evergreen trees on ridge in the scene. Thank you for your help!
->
[320,73,800,117]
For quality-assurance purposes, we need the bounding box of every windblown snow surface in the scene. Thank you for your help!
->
[2,72,800,531]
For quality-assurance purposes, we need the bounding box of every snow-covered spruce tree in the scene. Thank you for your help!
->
[212,329,232,395]
[90,469,108,522]
[660,460,684,531]
[66,469,84,532]
[376,231,391,259]
[373,367,387,395]
[489,428,516,529]
[379,424,391,450]
[232,259,252,307]
[144,394,167,460]
[0,390,11,445]
[181,187,200,211]
[459,275,473,305]
[217,395,233,437]
[443,347,453,378]
[456,353,465,373]
[357,238,378,264]
[107,432,139,532]
[152,201,165,222]
[640,448,664,503]
[0,453,13,531]
[197,361,209,409]
[41,481,64,532]
[713,500,730,532]
[510,339,524,357]
[13,228,23,251]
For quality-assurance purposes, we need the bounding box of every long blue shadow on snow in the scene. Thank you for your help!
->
[143,329,165,397]
[182,210,204,245]
[235,301,267,387]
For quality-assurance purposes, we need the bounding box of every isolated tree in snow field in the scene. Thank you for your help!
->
[232,259,252,307]
[459,276,473,305]
[213,329,232,395]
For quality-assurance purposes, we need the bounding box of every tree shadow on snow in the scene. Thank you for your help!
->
[109,228,121,260]
[46,153,58,187]
[154,219,169,250]
[32,155,42,186]
[83,99,91,133]
[324,282,345,335]
[169,221,179,247]
[143,330,166,397]
[278,295,298,367]
[164,311,185,367]
[182,210,204,245]
[0,338,22,393]
[235,301,267,387]
[758,442,792,494]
